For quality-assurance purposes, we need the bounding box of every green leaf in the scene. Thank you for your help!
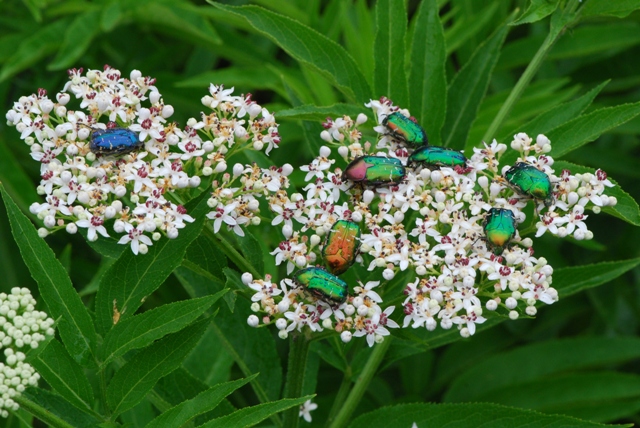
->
[473,372,640,422]
[94,192,210,336]
[582,0,640,18]
[101,291,226,367]
[470,78,579,148]
[0,19,69,83]
[135,1,221,47]
[106,318,209,417]
[0,138,39,215]
[553,258,640,297]
[553,160,640,227]
[444,23,508,149]
[210,3,371,102]
[31,340,94,414]
[20,388,102,428]
[100,0,123,32]
[373,0,408,106]
[408,0,447,146]
[277,104,369,122]
[547,102,640,159]
[444,3,499,56]
[155,368,207,407]
[340,0,375,85]
[0,184,98,367]
[498,80,609,147]
[183,235,228,282]
[443,337,640,403]
[511,0,559,25]
[212,303,283,404]
[197,396,313,428]
[49,10,101,70]
[499,22,640,70]
[146,375,257,428]
[348,402,614,428]
[235,227,264,277]
[184,325,235,387]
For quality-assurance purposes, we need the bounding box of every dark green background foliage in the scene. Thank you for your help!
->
[1,0,640,427]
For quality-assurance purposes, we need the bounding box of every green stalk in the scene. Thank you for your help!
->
[15,396,76,428]
[326,367,353,425]
[481,3,580,143]
[203,224,261,278]
[328,337,392,428]
[282,333,311,428]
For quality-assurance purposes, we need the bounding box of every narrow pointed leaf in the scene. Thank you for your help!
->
[499,80,609,150]
[95,192,210,336]
[444,337,640,403]
[210,3,371,102]
[349,402,614,427]
[49,10,101,70]
[444,24,508,149]
[135,1,221,47]
[212,303,283,404]
[547,102,640,159]
[511,0,560,26]
[409,0,447,145]
[582,0,640,18]
[31,340,94,413]
[107,318,209,417]
[197,396,312,428]
[20,388,102,428]
[473,372,640,422]
[101,291,226,367]
[0,139,39,214]
[1,184,97,367]
[373,0,408,106]
[146,375,257,428]
[0,19,69,83]
[277,104,369,121]
[553,257,640,297]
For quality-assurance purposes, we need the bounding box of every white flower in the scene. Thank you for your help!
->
[117,224,153,255]
[299,400,318,422]
[76,214,109,241]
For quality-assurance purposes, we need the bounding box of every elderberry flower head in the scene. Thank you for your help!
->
[245,97,617,341]
[7,67,280,254]
[0,288,55,417]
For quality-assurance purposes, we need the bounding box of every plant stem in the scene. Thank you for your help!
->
[15,395,76,428]
[481,7,575,143]
[203,224,261,278]
[282,333,311,428]
[328,337,392,428]
[326,366,353,425]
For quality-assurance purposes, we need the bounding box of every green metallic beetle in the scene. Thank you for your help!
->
[382,112,427,146]
[408,145,467,169]
[504,162,554,207]
[293,267,349,304]
[482,208,518,255]
[342,155,406,186]
[322,220,361,275]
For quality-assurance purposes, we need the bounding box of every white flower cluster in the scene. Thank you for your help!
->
[245,97,617,340]
[0,288,54,350]
[0,288,54,417]
[6,67,280,254]
[245,274,398,347]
